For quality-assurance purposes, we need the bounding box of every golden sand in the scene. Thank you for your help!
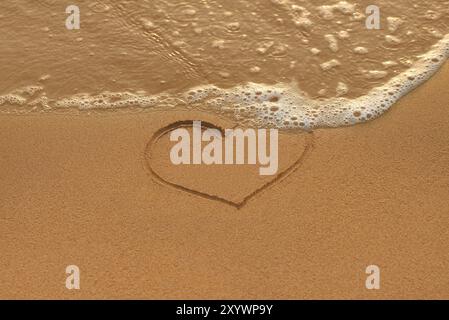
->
[1,1,449,299]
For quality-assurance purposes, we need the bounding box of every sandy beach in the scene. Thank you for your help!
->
[1,0,449,300]
[1,60,448,299]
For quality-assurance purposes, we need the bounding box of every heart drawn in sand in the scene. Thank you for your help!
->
[144,120,314,209]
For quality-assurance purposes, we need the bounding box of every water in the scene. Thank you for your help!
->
[1,0,448,129]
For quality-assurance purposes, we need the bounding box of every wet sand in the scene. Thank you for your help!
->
[1,61,448,299]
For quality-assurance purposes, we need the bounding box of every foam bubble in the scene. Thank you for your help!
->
[172,34,449,130]
[324,34,339,52]
[320,59,341,71]
[353,47,369,54]
[1,14,449,132]
[387,17,404,33]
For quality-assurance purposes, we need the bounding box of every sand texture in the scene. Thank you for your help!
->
[1,0,449,299]
[1,62,449,299]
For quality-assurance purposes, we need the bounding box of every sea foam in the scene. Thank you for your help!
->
[2,34,446,131]
[1,0,449,131]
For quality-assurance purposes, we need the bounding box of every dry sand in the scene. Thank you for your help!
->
[1,60,448,299]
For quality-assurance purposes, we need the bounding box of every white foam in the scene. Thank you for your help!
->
[1,34,449,132]
[179,34,449,130]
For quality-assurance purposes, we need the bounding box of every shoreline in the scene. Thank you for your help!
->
[1,61,448,299]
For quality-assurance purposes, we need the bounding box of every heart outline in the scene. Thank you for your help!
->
[144,120,315,209]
